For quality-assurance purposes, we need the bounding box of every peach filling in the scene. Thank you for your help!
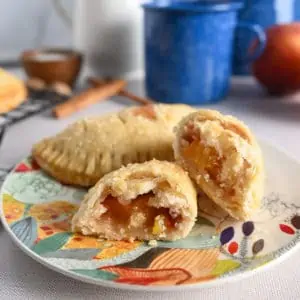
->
[182,140,222,184]
[181,128,251,201]
[101,192,181,235]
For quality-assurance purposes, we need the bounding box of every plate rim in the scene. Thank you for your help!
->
[1,139,300,292]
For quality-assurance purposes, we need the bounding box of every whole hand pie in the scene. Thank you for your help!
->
[32,104,195,187]
[173,109,264,221]
[0,68,27,114]
[72,160,197,241]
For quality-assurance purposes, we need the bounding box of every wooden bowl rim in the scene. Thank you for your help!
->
[21,48,83,64]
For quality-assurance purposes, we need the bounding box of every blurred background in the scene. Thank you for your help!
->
[0,0,74,66]
[2,0,300,108]
[2,1,300,84]
[1,1,300,60]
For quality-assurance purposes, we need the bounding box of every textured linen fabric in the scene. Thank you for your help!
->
[0,76,300,299]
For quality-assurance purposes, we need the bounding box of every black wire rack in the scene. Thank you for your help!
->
[0,95,64,131]
[0,95,65,187]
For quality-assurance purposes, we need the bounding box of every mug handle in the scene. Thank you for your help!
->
[236,21,267,63]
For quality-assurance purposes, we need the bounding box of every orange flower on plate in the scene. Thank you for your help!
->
[99,248,220,286]
[95,241,142,260]
[29,201,78,221]
[64,234,104,249]
[2,194,25,224]
[101,266,191,286]
[37,217,72,240]
[64,237,142,260]
[149,248,220,278]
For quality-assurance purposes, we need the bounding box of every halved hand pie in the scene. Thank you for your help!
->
[32,104,195,187]
[173,109,264,221]
[71,160,197,241]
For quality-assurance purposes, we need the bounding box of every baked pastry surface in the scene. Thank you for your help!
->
[173,109,264,220]
[0,68,27,114]
[72,160,197,241]
[32,104,195,186]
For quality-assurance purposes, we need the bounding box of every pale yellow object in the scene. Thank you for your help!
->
[0,68,27,114]
[173,109,264,221]
[32,104,195,187]
[72,160,198,241]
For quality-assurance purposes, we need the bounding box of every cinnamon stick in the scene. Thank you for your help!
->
[88,77,110,87]
[118,89,153,105]
[53,79,126,119]
[88,77,153,105]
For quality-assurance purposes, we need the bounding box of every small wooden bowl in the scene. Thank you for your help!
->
[21,48,83,86]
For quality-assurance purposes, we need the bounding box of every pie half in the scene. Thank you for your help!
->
[173,109,264,220]
[72,160,197,241]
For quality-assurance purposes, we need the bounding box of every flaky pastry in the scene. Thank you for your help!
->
[173,109,264,220]
[32,104,195,186]
[72,160,197,241]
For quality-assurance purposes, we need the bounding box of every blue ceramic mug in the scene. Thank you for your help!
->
[143,1,266,104]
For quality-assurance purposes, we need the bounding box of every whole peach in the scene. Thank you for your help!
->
[252,23,300,95]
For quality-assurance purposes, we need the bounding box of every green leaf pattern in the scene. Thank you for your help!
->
[211,260,241,276]
[32,233,72,255]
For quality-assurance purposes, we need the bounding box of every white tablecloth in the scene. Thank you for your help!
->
[1,74,300,299]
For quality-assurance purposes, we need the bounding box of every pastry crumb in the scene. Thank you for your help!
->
[180,139,189,147]
[203,174,210,181]
[152,215,166,235]
[169,207,180,219]
[148,240,158,247]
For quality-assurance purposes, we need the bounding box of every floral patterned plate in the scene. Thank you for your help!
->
[1,141,300,291]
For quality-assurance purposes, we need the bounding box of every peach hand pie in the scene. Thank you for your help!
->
[173,109,264,221]
[32,104,195,187]
[71,160,197,241]
[0,68,27,114]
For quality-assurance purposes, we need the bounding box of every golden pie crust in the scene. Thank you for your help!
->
[173,109,264,221]
[32,104,195,187]
[72,160,197,241]
[0,68,27,114]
